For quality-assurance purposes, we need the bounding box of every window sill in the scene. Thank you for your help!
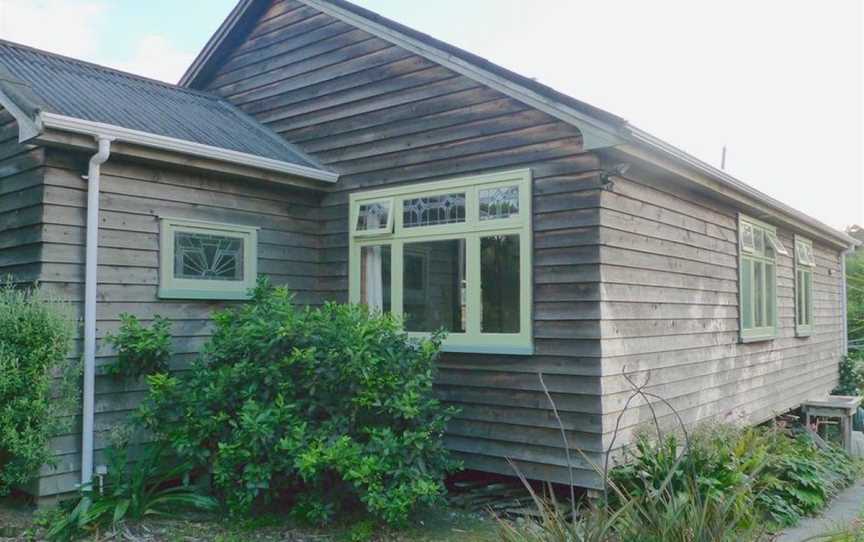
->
[440,343,534,356]
[795,329,813,338]
[739,334,776,344]
[158,288,252,300]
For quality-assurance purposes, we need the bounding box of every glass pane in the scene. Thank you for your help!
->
[403,193,466,228]
[796,270,804,325]
[174,231,244,281]
[753,229,765,255]
[805,271,813,325]
[741,259,753,330]
[479,185,519,221]
[404,239,465,333]
[481,235,520,333]
[356,201,391,232]
[741,223,755,252]
[360,245,391,313]
[765,263,775,327]
[754,261,764,327]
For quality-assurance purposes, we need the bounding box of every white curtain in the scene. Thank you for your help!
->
[362,213,384,311]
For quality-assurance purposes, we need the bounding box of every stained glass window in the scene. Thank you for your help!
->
[403,192,466,228]
[174,232,244,281]
[356,200,392,232]
[479,185,519,221]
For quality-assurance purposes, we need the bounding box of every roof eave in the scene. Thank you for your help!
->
[621,126,858,249]
[33,111,339,183]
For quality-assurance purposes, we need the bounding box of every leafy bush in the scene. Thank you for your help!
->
[0,281,75,495]
[139,280,458,525]
[610,424,858,530]
[47,442,217,541]
[834,352,864,396]
[105,314,172,379]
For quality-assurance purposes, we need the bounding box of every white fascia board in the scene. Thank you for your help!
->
[36,111,339,183]
[298,0,623,151]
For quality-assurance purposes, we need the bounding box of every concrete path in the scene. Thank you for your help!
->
[776,479,864,541]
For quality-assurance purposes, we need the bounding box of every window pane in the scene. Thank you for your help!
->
[753,229,765,255]
[805,271,813,325]
[403,193,466,228]
[404,239,465,332]
[754,261,764,327]
[765,263,775,327]
[356,201,391,232]
[360,245,391,313]
[741,259,753,330]
[174,231,244,281]
[481,235,520,333]
[479,185,519,221]
[796,270,804,325]
[741,223,755,252]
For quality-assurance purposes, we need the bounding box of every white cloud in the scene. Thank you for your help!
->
[0,0,107,58]
[111,34,196,84]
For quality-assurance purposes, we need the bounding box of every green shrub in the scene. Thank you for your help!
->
[0,281,75,495]
[47,442,217,541]
[139,280,459,525]
[105,314,172,379]
[610,424,858,529]
[834,352,864,396]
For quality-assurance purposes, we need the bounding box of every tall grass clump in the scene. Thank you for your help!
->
[498,372,860,542]
[0,280,76,494]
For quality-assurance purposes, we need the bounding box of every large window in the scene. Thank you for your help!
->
[738,215,785,342]
[349,169,532,354]
[159,218,258,300]
[795,235,815,337]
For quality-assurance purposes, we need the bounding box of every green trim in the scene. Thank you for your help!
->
[738,214,778,342]
[157,288,252,300]
[794,235,815,337]
[158,217,258,300]
[349,169,533,354]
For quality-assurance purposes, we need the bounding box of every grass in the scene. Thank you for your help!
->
[0,498,500,542]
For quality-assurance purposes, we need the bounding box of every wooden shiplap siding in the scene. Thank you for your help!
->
[34,149,326,496]
[597,170,845,450]
[0,109,45,284]
[202,0,608,487]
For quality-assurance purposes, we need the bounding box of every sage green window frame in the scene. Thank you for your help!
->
[158,217,259,300]
[738,214,780,343]
[348,169,533,355]
[794,235,815,337]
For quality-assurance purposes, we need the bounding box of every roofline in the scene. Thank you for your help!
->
[622,126,858,248]
[179,0,262,87]
[179,0,855,248]
[33,112,339,183]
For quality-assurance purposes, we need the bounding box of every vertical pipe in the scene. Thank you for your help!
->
[841,248,850,356]
[81,136,112,487]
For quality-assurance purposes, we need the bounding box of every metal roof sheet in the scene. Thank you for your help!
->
[0,39,325,170]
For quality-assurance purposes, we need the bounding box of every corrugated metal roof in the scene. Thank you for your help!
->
[0,39,324,169]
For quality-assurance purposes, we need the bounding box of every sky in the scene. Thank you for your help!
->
[0,0,861,231]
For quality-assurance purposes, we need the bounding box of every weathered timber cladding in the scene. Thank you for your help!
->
[597,170,845,450]
[0,110,45,284]
[202,0,608,487]
[33,148,325,496]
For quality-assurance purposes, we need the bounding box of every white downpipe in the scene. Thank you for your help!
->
[842,249,850,356]
[81,136,112,487]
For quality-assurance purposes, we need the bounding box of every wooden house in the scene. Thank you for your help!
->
[0,0,857,499]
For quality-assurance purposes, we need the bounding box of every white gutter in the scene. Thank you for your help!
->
[35,112,339,183]
[81,136,112,487]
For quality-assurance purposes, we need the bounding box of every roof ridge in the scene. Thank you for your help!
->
[0,38,218,100]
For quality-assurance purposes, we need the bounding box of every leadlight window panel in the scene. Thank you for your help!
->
[479,185,520,221]
[174,231,244,281]
[355,199,394,235]
[740,223,755,253]
[766,231,788,256]
[159,218,258,300]
[796,240,815,267]
[402,192,466,228]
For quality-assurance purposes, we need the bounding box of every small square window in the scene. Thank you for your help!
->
[740,223,755,253]
[355,199,394,235]
[479,185,520,221]
[766,231,788,256]
[159,218,258,300]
